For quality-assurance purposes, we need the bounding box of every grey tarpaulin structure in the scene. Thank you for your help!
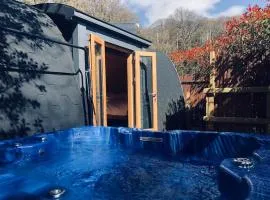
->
[0,0,85,137]
[0,0,184,138]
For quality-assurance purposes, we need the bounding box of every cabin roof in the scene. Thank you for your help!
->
[34,3,152,47]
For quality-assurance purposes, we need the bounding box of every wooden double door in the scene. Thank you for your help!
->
[89,34,158,130]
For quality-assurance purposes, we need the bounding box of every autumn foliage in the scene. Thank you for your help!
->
[171,2,270,86]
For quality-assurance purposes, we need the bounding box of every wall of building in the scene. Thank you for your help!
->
[39,5,186,131]
[156,52,186,131]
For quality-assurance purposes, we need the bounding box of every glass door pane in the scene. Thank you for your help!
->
[140,56,153,128]
[135,52,158,130]
[95,42,103,125]
[89,34,107,126]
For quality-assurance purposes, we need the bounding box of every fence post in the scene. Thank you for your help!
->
[206,51,216,130]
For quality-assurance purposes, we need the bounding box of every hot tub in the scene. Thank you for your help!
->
[0,126,269,199]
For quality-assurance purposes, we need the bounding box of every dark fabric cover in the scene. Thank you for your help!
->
[0,0,84,138]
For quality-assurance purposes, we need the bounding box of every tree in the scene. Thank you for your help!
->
[141,8,225,56]
[140,19,175,54]
[23,0,138,23]
[170,3,270,87]
[214,4,270,87]
[171,8,204,50]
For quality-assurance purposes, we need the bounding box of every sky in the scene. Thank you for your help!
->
[122,0,268,26]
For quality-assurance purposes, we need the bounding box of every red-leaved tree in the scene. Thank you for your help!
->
[171,2,270,87]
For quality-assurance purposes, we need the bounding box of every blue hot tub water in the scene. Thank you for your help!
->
[0,126,269,199]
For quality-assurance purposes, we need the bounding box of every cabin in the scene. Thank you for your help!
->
[0,0,184,137]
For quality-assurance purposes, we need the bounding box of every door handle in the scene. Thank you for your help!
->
[151,93,157,98]
[146,93,157,100]
[149,93,157,99]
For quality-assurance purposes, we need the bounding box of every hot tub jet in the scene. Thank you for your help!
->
[14,143,22,147]
[38,149,45,156]
[36,136,47,142]
[233,158,254,169]
[48,188,66,199]
[40,136,47,142]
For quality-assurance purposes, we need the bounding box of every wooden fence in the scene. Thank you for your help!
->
[203,51,270,133]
